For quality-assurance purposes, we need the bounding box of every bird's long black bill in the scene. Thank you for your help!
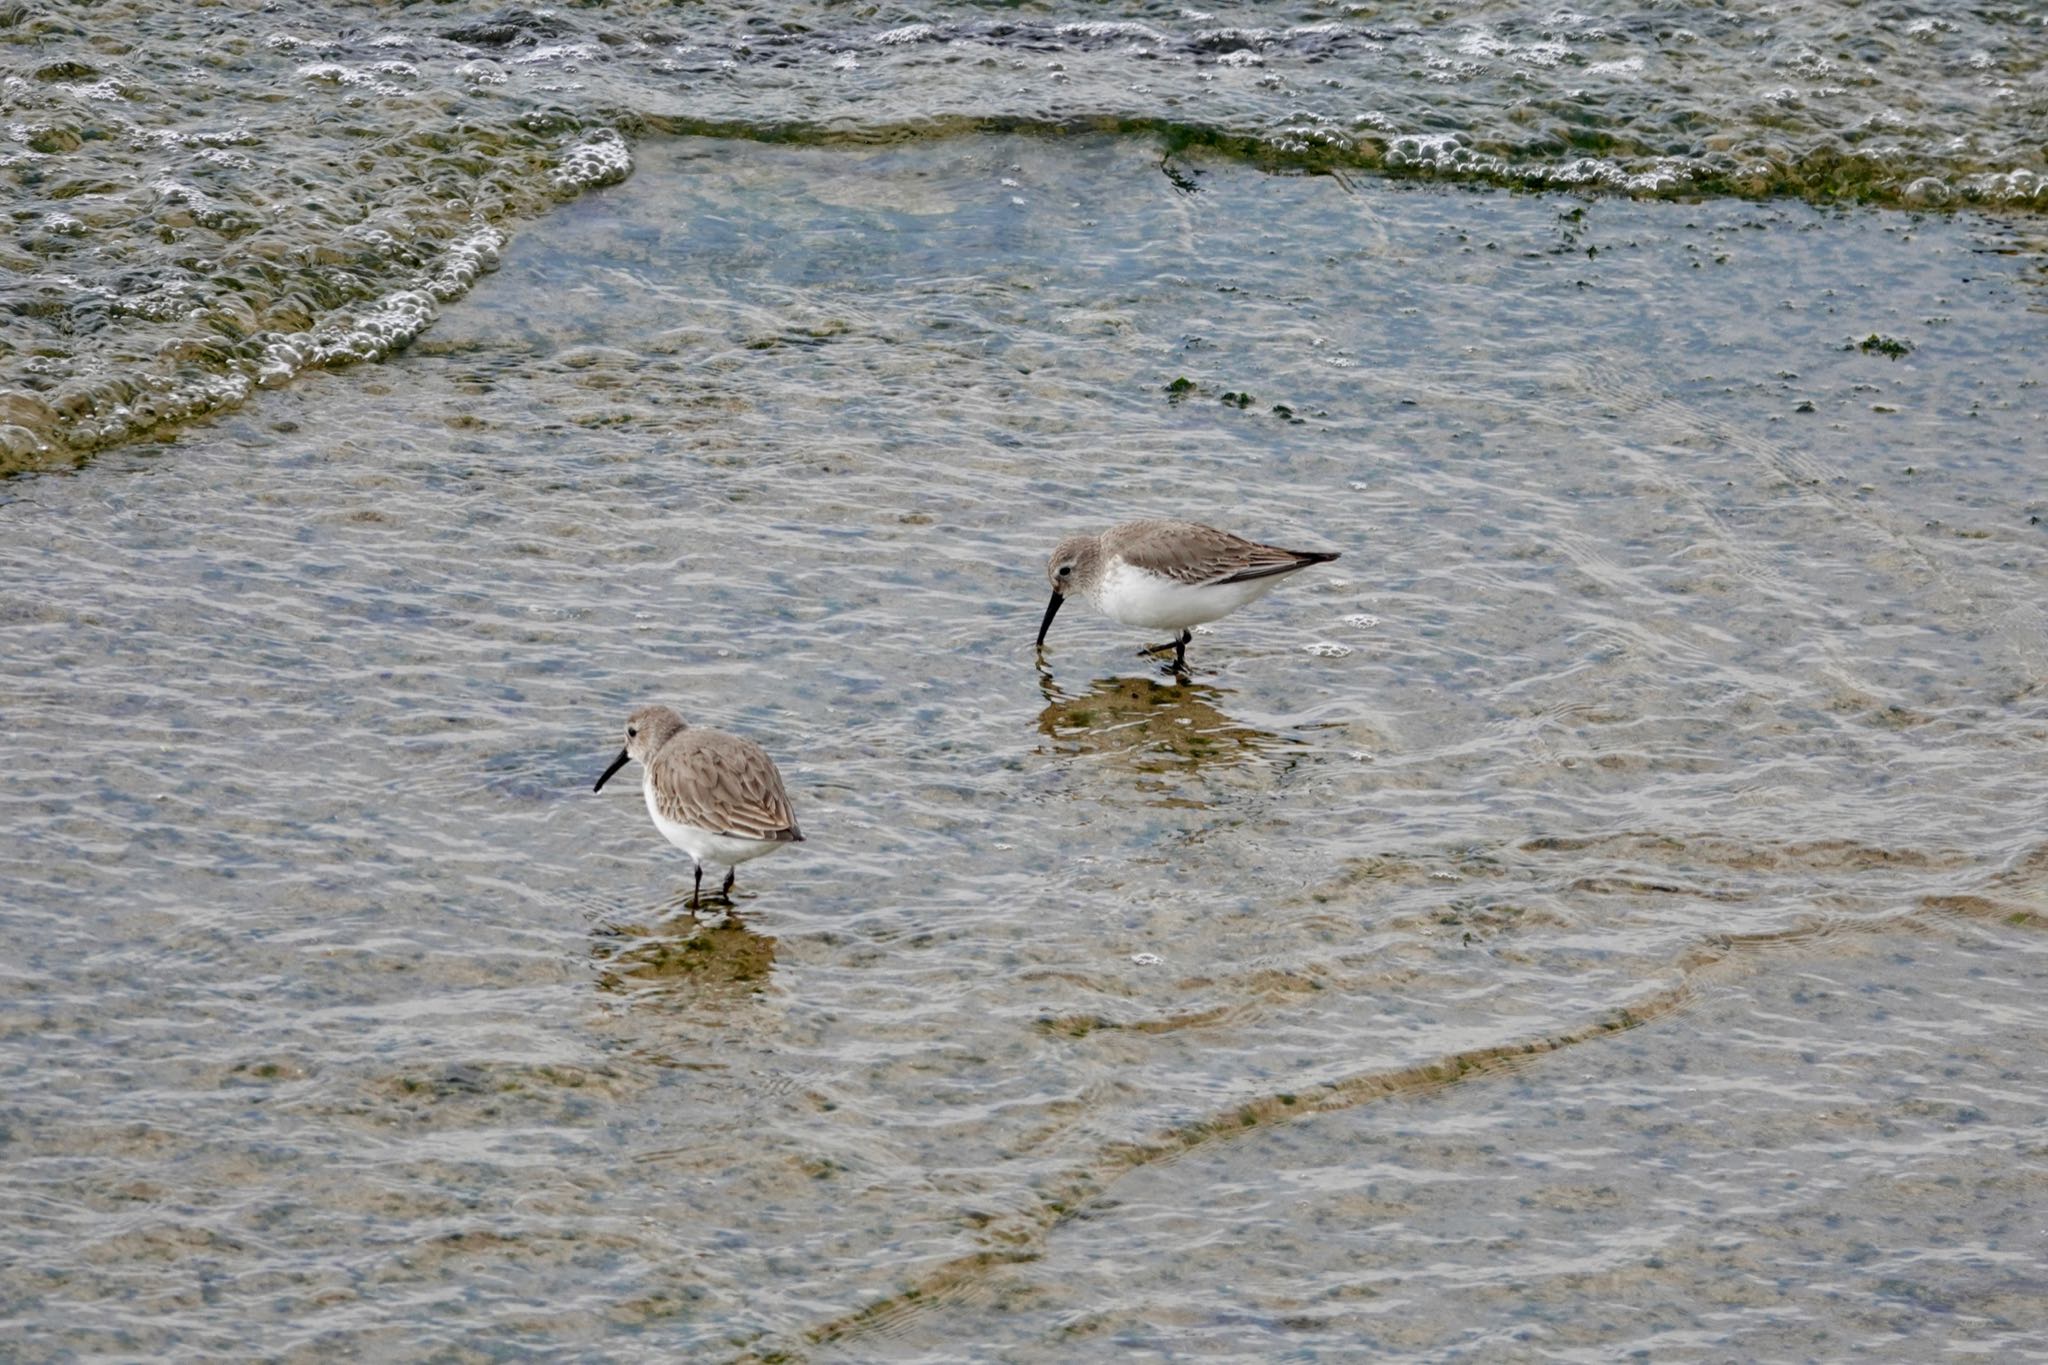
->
[593,748,630,793]
[1035,591,1065,649]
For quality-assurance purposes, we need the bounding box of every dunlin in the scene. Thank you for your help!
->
[1036,519,1340,669]
[593,704,804,908]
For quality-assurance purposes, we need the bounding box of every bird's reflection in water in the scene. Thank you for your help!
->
[1036,670,1298,777]
[591,893,778,1007]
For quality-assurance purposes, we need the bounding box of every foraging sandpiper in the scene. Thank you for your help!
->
[1036,519,1340,669]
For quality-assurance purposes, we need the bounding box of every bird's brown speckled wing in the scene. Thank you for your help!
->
[1106,519,1337,586]
[647,730,803,842]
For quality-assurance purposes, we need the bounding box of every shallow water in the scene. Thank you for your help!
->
[3,134,2047,1359]
[6,0,2046,465]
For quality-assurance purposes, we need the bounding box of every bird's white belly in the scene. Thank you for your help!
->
[643,780,785,869]
[1093,559,1280,630]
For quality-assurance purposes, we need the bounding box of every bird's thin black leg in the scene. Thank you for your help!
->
[690,863,703,910]
[1173,629,1191,671]
[721,867,736,903]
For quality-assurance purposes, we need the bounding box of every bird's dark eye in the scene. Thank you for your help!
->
[1057,564,1072,577]
[627,727,637,737]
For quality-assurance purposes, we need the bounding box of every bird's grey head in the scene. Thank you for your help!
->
[622,704,686,763]
[1044,532,1102,598]
[1037,531,1102,649]
[594,704,687,792]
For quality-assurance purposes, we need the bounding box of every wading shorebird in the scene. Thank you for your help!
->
[1036,519,1340,670]
[593,704,803,909]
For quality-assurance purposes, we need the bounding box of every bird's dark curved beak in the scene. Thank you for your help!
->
[1035,591,1064,649]
[593,749,630,793]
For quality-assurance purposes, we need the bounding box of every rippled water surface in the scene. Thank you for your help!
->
[5,0,2046,463]
[4,130,2048,1358]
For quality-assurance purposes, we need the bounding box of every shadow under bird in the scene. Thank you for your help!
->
[593,704,803,909]
[1036,519,1341,669]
